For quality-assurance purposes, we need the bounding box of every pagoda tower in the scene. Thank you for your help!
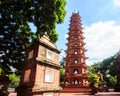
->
[62,12,90,92]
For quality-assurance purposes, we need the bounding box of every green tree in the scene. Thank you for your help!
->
[0,68,3,73]
[88,66,99,94]
[91,56,117,88]
[60,67,65,76]
[0,0,66,74]
[88,66,99,88]
[8,73,20,88]
[105,75,117,88]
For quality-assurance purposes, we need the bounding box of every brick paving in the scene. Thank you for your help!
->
[60,92,120,96]
[96,92,120,96]
[60,93,93,96]
[8,92,120,96]
[8,93,17,96]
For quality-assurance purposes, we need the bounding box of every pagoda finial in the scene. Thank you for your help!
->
[73,9,79,14]
[74,9,77,13]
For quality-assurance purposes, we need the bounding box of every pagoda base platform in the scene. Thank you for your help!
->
[60,87,91,94]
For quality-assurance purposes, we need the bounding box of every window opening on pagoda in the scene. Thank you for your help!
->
[74,59,78,64]
[74,51,78,54]
[79,81,81,84]
[65,80,69,86]
[74,44,78,47]
[74,79,79,85]
[73,69,78,74]
[74,37,77,40]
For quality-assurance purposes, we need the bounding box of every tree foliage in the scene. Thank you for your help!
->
[0,0,66,74]
[60,67,65,76]
[90,56,117,88]
[8,73,20,88]
[88,73,99,88]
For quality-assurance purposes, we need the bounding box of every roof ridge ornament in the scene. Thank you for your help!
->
[73,9,79,14]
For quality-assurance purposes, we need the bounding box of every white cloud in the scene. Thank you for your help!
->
[114,0,120,6]
[84,21,120,65]
[65,34,68,38]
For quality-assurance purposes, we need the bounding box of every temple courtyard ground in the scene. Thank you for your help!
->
[8,92,120,96]
[60,92,120,96]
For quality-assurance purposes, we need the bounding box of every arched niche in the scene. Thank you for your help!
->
[73,69,78,74]
[74,50,78,54]
[74,43,78,47]
[74,59,78,64]
[74,79,79,85]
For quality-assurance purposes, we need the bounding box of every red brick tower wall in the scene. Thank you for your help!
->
[64,12,89,88]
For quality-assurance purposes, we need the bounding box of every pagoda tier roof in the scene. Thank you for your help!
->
[65,56,88,61]
[65,53,87,55]
[67,27,84,31]
[69,22,82,26]
[67,36,85,40]
[65,56,88,60]
[67,32,84,35]
[65,42,86,47]
[70,14,81,20]
[64,52,88,56]
[64,64,88,68]
[65,48,87,53]
[67,45,87,49]
[65,42,86,46]
[69,27,82,30]
[67,39,86,43]
[65,46,86,49]
[67,30,84,34]
[69,25,83,28]
[69,26,83,30]
[64,74,88,78]
[67,32,84,36]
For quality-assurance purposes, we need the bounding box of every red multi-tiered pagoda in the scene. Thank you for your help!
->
[62,12,90,93]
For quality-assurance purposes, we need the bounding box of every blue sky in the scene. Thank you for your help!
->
[56,0,120,65]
